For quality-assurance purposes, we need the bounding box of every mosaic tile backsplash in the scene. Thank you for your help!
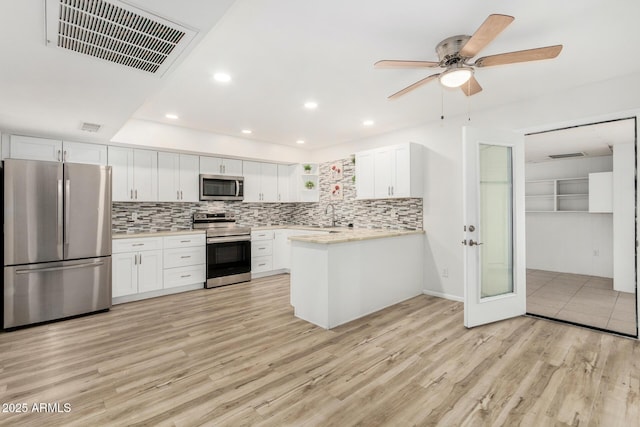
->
[112,157,423,233]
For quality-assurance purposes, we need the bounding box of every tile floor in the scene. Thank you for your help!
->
[526,269,638,336]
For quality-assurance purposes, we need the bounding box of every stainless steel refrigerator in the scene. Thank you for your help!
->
[3,159,112,329]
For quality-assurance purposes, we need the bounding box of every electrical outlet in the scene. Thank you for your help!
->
[132,212,138,221]
[442,268,449,278]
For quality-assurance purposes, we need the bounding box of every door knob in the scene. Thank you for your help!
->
[469,239,483,246]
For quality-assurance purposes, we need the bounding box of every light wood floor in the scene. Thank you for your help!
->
[1,275,639,426]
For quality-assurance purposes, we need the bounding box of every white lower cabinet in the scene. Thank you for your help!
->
[112,237,163,298]
[253,228,328,277]
[162,235,206,289]
[112,233,205,302]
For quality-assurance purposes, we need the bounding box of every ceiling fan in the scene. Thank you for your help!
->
[375,14,563,99]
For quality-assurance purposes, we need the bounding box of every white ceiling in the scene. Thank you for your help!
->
[1,1,640,150]
[525,118,636,163]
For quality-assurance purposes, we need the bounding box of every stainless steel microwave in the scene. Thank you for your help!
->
[199,174,244,201]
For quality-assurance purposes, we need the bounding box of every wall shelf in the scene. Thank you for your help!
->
[525,177,589,212]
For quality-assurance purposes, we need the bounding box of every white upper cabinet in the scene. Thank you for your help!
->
[356,143,423,199]
[109,147,158,202]
[158,152,199,202]
[5,135,107,165]
[277,164,294,202]
[243,161,278,202]
[62,141,108,165]
[200,156,243,176]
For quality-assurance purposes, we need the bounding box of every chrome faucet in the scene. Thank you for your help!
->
[324,203,336,227]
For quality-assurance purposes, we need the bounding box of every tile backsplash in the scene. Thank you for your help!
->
[112,157,423,233]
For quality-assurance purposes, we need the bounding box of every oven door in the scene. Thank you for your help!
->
[200,174,244,201]
[206,235,251,288]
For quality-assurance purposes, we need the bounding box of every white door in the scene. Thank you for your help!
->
[137,249,163,293]
[463,126,525,328]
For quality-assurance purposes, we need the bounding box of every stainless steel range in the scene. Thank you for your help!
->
[193,213,251,288]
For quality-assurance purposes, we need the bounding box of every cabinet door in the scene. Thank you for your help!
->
[261,162,278,202]
[242,161,262,202]
[355,151,375,199]
[199,156,223,175]
[137,249,163,293]
[112,252,138,297]
[108,146,134,201]
[63,141,107,165]
[157,152,180,202]
[9,135,62,162]
[179,154,200,202]
[391,145,411,197]
[272,230,291,270]
[374,149,393,198]
[133,149,158,201]
[277,164,292,202]
[222,159,243,176]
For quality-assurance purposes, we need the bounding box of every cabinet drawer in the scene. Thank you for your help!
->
[163,233,205,249]
[163,265,205,289]
[251,240,273,257]
[252,255,273,273]
[113,237,163,254]
[251,230,274,241]
[164,246,205,269]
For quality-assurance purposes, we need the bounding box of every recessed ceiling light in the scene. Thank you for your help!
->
[304,101,318,110]
[241,129,252,134]
[213,72,231,83]
[296,140,305,144]
[363,119,374,126]
[165,113,179,120]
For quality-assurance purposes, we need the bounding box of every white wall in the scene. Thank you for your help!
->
[111,119,311,164]
[613,143,635,292]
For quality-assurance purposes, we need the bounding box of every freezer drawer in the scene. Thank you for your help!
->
[3,257,111,329]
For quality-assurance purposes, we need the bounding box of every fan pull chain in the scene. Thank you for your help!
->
[440,88,445,121]
[467,80,472,122]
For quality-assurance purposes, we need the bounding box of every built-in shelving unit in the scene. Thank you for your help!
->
[299,163,319,202]
[525,177,589,212]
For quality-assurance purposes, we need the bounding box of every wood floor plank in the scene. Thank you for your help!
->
[0,274,638,426]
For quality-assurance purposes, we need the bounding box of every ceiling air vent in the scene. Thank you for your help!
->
[45,0,197,76]
[80,122,101,132]
[548,152,585,159]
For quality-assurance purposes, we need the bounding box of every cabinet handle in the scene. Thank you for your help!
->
[130,189,134,200]
[258,247,265,250]
[135,189,138,199]
[391,186,394,196]
[180,240,191,243]
[181,274,192,278]
[134,254,137,265]
[57,149,61,162]
[223,165,226,173]
[139,254,142,264]
[177,190,180,200]
[180,190,183,200]
[258,263,266,267]
[132,243,144,247]
[180,255,191,259]
[63,150,67,162]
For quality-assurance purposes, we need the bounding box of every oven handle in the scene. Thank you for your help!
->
[207,235,251,244]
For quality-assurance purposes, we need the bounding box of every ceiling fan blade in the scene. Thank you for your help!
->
[475,45,563,67]
[459,14,515,58]
[388,73,440,100]
[460,76,482,96]
[375,60,440,69]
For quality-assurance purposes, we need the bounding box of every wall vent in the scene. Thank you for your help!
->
[548,152,585,159]
[80,122,102,132]
[45,0,197,76]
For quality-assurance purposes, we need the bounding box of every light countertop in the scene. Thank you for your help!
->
[112,230,205,239]
[287,228,424,244]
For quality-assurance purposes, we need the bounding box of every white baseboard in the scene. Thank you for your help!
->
[422,289,463,302]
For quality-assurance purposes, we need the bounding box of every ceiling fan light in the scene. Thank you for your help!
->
[439,67,473,88]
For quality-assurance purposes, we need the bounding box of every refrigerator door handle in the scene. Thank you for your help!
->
[64,179,71,245]
[57,179,64,252]
[15,261,105,274]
